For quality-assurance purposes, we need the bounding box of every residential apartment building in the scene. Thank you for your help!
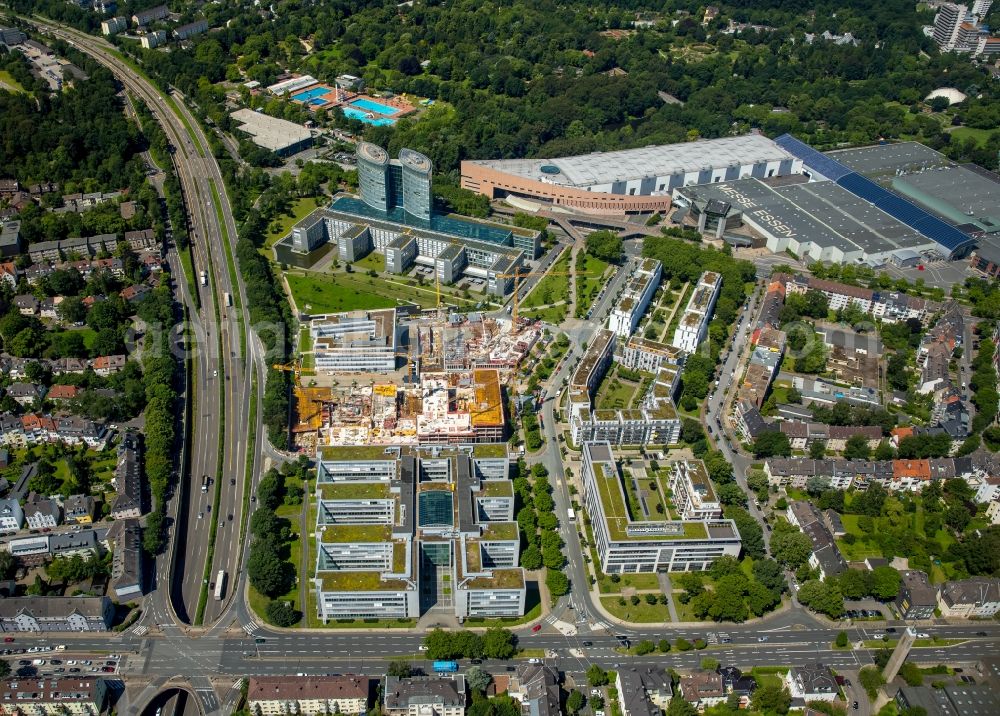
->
[23,495,60,529]
[110,432,143,519]
[933,2,968,48]
[608,258,661,337]
[313,444,524,622]
[247,675,372,716]
[0,677,107,715]
[784,275,929,324]
[172,19,208,40]
[508,664,560,716]
[310,309,397,373]
[671,460,722,520]
[786,501,847,580]
[735,326,786,409]
[679,671,726,710]
[0,413,108,450]
[0,597,114,632]
[897,570,938,620]
[671,271,722,352]
[936,578,1000,618]
[108,518,144,601]
[616,335,683,374]
[383,675,465,716]
[785,664,838,702]
[0,499,24,534]
[582,442,741,574]
[617,668,672,716]
[570,332,681,446]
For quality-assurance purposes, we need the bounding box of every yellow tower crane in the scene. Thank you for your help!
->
[495,267,586,325]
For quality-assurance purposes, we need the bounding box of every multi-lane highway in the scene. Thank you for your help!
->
[16,16,267,628]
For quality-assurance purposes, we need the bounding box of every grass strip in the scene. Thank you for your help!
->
[240,372,257,546]
[209,179,246,360]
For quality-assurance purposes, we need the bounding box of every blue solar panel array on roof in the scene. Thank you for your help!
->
[774,134,977,257]
[774,134,851,181]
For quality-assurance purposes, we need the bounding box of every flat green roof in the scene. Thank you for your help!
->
[593,460,708,542]
[319,571,411,592]
[472,443,508,459]
[479,480,514,497]
[318,482,391,500]
[319,445,396,461]
[482,522,518,541]
[464,568,524,590]
[321,524,392,543]
[392,542,407,574]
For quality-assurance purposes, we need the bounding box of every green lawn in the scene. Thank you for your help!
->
[264,197,324,252]
[949,126,997,146]
[597,572,662,594]
[600,596,671,623]
[285,272,397,313]
[594,370,641,411]
[576,253,611,317]
[0,70,25,93]
[353,251,385,272]
[522,248,571,313]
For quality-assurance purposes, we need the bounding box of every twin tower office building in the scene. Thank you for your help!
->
[276,142,541,296]
[357,143,434,221]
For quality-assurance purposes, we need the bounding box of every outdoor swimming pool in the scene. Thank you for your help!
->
[308,98,328,107]
[342,107,397,126]
[292,86,330,103]
[350,98,400,115]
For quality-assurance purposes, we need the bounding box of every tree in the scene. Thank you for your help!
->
[869,566,901,601]
[675,638,693,651]
[770,530,813,568]
[717,483,747,506]
[589,695,605,712]
[546,569,569,596]
[658,639,671,653]
[844,433,872,460]
[387,660,412,678]
[247,541,293,598]
[482,627,517,660]
[587,664,609,687]
[746,556,779,590]
[0,660,9,678]
[899,662,923,687]
[726,506,765,560]
[667,698,698,716]
[265,600,301,627]
[466,665,492,693]
[753,431,791,458]
[806,474,830,495]
[584,230,623,264]
[797,579,845,618]
[681,418,705,445]
[566,690,586,714]
[835,631,849,648]
[809,440,827,459]
[635,640,656,655]
[752,684,791,715]
[859,666,886,700]
[0,551,15,580]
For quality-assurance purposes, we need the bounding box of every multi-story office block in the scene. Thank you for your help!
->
[310,309,397,373]
[399,148,433,221]
[312,444,525,622]
[581,443,741,574]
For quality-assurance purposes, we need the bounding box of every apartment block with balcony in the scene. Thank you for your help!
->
[608,258,662,337]
[671,271,722,352]
[670,460,722,520]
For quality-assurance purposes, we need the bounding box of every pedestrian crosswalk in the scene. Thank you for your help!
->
[131,625,149,636]
[243,620,262,636]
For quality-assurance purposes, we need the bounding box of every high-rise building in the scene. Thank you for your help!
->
[399,148,433,221]
[933,3,967,48]
[357,143,433,221]
[357,142,392,213]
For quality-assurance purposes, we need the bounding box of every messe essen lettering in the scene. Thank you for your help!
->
[717,185,797,239]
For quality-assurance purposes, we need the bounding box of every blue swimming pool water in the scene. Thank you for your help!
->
[308,98,328,107]
[292,87,329,102]
[350,98,400,115]
[342,107,397,126]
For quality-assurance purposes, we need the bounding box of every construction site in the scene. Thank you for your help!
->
[285,312,541,452]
